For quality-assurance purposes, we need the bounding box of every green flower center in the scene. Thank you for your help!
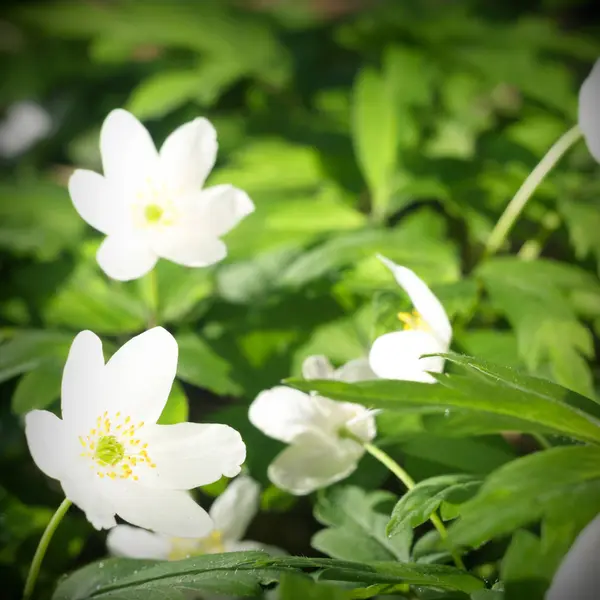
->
[144,203,164,224]
[95,435,125,466]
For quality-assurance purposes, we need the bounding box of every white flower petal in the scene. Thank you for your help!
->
[344,406,377,443]
[268,430,363,495]
[61,330,106,431]
[150,227,227,268]
[209,476,260,543]
[61,475,117,530]
[97,234,157,282]
[100,109,158,189]
[302,355,335,380]
[195,185,254,237]
[110,481,214,537]
[107,525,171,560]
[159,117,217,191]
[369,330,446,383]
[249,387,330,444]
[579,59,600,163]
[25,410,68,480]
[141,422,245,489]
[335,357,377,382]
[377,255,452,346]
[103,327,178,425]
[69,170,127,236]
[546,513,600,600]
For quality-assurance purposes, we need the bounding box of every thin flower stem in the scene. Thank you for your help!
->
[23,498,72,600]
[147,268,160,327]
[484,124,582,257]
[531,433,552,450]
[363,442,466,570]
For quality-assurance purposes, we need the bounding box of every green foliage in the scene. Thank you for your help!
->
[312,486,412,562]
[2,0,600,598]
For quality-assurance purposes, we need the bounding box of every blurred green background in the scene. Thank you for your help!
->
[1,0,600,598]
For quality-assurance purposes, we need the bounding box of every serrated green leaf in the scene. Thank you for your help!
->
[448,446,600,548]
[176,332,241,396]
[312,486,411,562]
[387,475,481,537]
[477,257,597,396]
[286,370,600,444]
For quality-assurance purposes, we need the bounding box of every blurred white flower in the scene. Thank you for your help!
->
[69,109,254,281]
[0,100,51,158]
[546,513,600,600]
[107,476,276,560]
[368,255,452,383]
[579,58,600,163]
[301,354,377,382]
[248,356,377,496]
[25,327,246,537]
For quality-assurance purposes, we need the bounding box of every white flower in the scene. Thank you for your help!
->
[0,100,51,158]
[106,476,273,560]
[69,109,254,281]
[546,513,600,600]
[368,255,452,383]
[579,58,600,163]
[248,356,377,496]
[301,354,377,382]
[25,327,246,538]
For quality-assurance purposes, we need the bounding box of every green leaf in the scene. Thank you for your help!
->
[281,212,459,289]
[287,369,600,444]
[262,557,485,594]
[0,330,72,384]
[560,195,600,275]
[448,445,600,548]
[477,257,598,396]
[387,475,481,538]
[157,380,188,425]
[154,261,214,324]
[312,486,411,562]
[0,181,85,261]
[352,65,398,217]
[176,332,242,396]
[11,359,62,414]
[127,69,204,120]
[279,573,354,600]
[500,531,554,600]
[44,245,147,334]
[52,552,278,600]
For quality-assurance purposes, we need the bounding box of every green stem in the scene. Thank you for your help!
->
[147,269,160,327]
[363,443,466,570]
[484,124,581,257]
[531,433,552,450]
[23,499,72,600]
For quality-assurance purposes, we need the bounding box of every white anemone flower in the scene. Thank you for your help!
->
[107,476,272,560]
[368,255,452,383]
[25,327,246,537]
[248,356,377,496]
[301,354,377,382]
[579,58,600,163]
[69,109,254,281]
[546,513,600,600]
